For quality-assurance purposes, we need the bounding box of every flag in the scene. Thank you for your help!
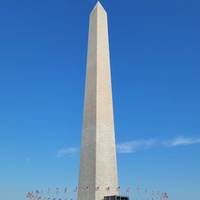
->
[74,187,78,192]
[136,187,139,193]
[126,188,130,192]
[164,192,168,199]
[84,187,89,191]
[48,188,50,194]
[95,186,99,191]
[106,187,110,191]
[152,191,154,196]
[56,187,59,193]
[64,188,67,193]
[116,187,120,191]
[26,192,31,198]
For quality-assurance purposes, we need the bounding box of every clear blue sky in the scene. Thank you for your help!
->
[0,0,199,200]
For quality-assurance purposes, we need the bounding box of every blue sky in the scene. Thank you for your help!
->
[0,0,200,200]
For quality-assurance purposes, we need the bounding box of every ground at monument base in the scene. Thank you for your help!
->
[104,195,129,200]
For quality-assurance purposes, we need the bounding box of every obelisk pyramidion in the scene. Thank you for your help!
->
[78,2,118,200]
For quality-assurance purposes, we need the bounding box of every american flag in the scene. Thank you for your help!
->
[64,188,67,193]
[126,187,130,192]
[26,192,31,198]
[136,187,139,193]
[84,187,89,191]
[164,192,169,199]
[56,187,59,193]
[106,187,110,191]
[116,186,120,191]
[95,186,99,191]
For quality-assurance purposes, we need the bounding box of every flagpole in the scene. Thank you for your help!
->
[56,188,58,200]
[132,190,133,200]
[64,188,67,200]
[86,188,89,200]
[47,189,50,200]
[117,187,121,200]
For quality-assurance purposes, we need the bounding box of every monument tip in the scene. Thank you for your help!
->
[95,1,103,8]
[92,1,105,12]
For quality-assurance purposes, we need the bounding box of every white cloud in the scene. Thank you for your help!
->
[116,139,157,153]
[163,136,200,147]
[117,136,200,153]
[55,137,200,156]
[56,147,78,158]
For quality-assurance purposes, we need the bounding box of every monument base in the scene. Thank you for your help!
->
[104,196,129,200]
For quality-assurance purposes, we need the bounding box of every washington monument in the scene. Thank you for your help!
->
[78,2,118,200]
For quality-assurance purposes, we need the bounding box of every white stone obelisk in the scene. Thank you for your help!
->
[78,2,118,200]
